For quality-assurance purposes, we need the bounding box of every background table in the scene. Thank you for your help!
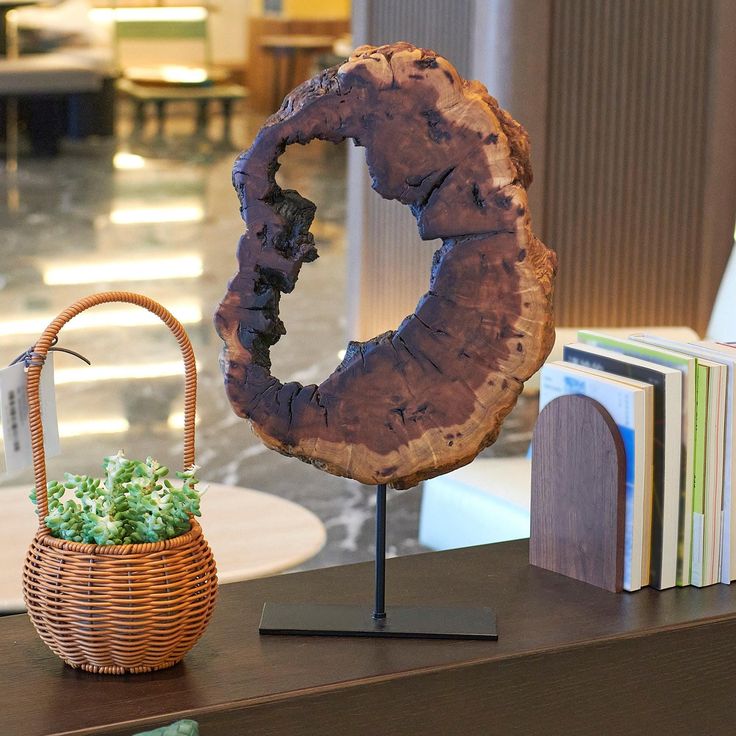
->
[259,34,336,110]
[3,540,736,735]
[0,482,326,612]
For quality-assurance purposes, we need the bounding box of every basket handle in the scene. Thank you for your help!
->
[27,292,197,526]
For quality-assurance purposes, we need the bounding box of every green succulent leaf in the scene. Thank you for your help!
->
[30,452,203,545]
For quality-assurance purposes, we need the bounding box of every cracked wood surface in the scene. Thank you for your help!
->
[215,42,557,489]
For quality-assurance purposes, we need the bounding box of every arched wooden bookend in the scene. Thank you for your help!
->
[529,394,627,592]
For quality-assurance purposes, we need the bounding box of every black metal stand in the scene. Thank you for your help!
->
[373,482,387,620]
[259,483,498,640]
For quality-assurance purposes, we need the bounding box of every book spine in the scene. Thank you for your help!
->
[691,365,708,586]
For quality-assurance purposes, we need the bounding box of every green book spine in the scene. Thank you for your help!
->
[691,364,708,586]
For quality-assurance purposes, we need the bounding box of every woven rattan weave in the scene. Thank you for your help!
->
[22,292,218,674]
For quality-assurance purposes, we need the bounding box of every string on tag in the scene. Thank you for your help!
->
[9,337,91,369]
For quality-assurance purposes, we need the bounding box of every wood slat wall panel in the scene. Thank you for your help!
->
[348,0,474,341]
[544,0,714,331]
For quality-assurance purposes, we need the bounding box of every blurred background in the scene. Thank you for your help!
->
[0,0,734,601]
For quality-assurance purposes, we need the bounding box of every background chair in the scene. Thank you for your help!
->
[103,5,247,146]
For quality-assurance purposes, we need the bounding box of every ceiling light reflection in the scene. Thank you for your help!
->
[58,417,130,438]
[0,411,200,444]
[113,152,145,170]
[110,205,204,225]
[167,411,200,430]
[55,361,199,385]
[0,302,202,338]
[43,255,203,285]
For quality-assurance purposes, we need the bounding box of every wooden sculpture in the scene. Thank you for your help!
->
[216,42,556,489]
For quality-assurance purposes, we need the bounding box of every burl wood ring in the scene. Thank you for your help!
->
[215,42,557,489]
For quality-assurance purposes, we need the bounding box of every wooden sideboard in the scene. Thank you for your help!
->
[3,539,736,735]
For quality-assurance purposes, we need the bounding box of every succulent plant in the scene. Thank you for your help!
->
[133,720,200,736]
[30,451,203,545]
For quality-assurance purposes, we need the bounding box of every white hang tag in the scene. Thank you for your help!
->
[0,355,60,474]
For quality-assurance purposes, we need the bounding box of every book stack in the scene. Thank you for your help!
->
[539,332,736,592]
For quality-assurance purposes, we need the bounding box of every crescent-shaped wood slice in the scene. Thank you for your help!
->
[215,42,557,489]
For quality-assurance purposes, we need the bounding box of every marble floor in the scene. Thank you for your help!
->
[0,101,536,573]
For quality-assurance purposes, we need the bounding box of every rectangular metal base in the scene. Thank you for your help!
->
[259,603,498,640]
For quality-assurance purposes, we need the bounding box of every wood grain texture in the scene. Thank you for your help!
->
[216,42,557,489]
[530,395,626,592]
[543,0,736,335]
[5,541,736,735]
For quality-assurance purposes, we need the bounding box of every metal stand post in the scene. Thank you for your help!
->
[259,483,498,640]
[373,483,387,620]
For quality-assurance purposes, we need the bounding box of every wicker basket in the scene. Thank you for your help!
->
[22,292,218,674]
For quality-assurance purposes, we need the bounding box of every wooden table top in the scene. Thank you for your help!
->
[259,34,337,51]
[3,539,736,735]
[0,482,326,612]
[116,77,246,101]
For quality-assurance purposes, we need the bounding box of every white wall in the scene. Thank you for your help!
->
[708,242,736,340]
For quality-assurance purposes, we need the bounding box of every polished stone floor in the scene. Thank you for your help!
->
[0,102,536,573]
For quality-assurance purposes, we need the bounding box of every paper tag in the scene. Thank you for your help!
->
[0,355,60,474]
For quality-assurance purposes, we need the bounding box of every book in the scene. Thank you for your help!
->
[694,341,736,582]
[632,335,729,585]
[703,359,727,585]
[539,361,651,591]
[577,331,696,586]
[686,358,725,586]
[691,365,707,585]
[563,342,681,589]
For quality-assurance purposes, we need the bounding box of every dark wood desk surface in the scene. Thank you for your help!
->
[3,540,736,736]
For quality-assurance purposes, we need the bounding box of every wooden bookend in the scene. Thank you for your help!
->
[529,394,626,593]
